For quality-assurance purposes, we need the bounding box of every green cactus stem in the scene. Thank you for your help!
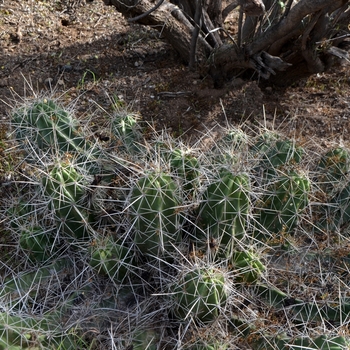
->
[111,113,143,154]
[211,128,249,166]
[170,149,200,197]
[255,172,310,239]
[255,283,350,327]
[185,340,228,350]
[317,148,350,191]
[43,162,93,243]
[0,312,88,349]
[128,329,159,350]
[19,226,59,263]
[0,259,71,312]
[230,250,265,283]
[312,148,350,232]
[12,99,99,169]
[252,133,304,179]
[196,171,250,249]
[129,172,182,257]
[172,267,227,324]
[250,334,349,350]
[89,236,134,283]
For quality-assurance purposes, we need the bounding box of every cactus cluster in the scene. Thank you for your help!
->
[1,98,350,349]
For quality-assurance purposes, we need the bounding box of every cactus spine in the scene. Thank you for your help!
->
[19,226,58,263]
[111,113,143,154]
[315,148,350,231]
[230,250,265,283]
[252,133,304,176]
[170,149,200,197]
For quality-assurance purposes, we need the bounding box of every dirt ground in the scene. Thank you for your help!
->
[1,0,350,147]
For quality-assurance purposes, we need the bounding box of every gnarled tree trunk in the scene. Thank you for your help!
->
[103,0,350,86]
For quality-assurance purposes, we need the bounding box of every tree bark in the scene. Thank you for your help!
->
[103,0,212,62]
[246,0,348,55]
[104,0,350,86]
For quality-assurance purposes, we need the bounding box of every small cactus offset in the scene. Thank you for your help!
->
[252,132,304,179]
[172,266,228,324]
[0,312,89,349]
[314,147,350,232]
[126,329,159,350]
[19,226,59,263]
[230,250,265,283]
[250,334,349,350]
[316,147,350,190]
[185,340,228,350]
[111,112,143,154]
[330,183,350,230]
[5,191,61,264]
[89,236,135,283]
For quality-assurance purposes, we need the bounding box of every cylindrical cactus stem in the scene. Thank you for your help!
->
[313,148,350,232]
[170,149,200,198]
[7,201,37,231]
[216,128,248,151]
[0,259,70,309]
[43,162,93,243]
[0,313,49,348]
[111,113,143,154]
[0,311,88,349]
[129,172,183,258]
[255,171,310,239]
[252,133,304,179]
[330,183,350,230]
[311,335,350,349]
[6,198,60,263]
[172,266,228,324]
[230,250,265,283]
[19,226,59,263]
[317,147,350,190]
[89,236,135,283]
[196,171,250,251]
[127,329,159,350]
[256,283,350,326]
[185,340,228,349]
[12,99,99,168]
